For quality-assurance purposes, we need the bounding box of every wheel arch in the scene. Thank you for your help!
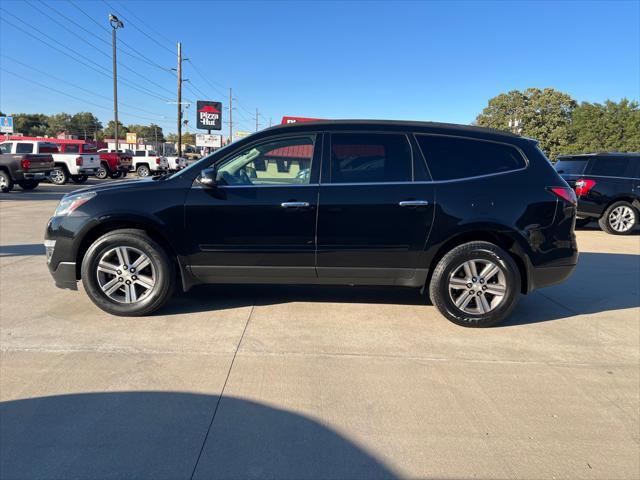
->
[426,228,529,294]
[601,195,639,216]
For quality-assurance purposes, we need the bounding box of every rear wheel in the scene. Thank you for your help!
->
[109,171,123,179]
[136,164,150,177]
[95,163,109,180]
[81,229,175,316]
[70,175,88,184]
[18,180,40,190]
[49,166,68,185]
[0,171,14,192]
[429,241,521,327]
[598,201,638,235]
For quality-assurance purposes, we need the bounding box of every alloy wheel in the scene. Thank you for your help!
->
[608,206,635,232]
[0,175,7,189]
[448,259,506,315]
[50,169,65,184]
[96,246,156,303]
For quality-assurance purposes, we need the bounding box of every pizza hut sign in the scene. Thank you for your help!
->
[196,101,222,131]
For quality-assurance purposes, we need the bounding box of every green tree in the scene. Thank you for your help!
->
[11,113,49,136]
[46,113,73,136]
[166,132,195,145]
[102,120,128,139]
[126,123,165,143]
[71,112,102,140]
[564,99,640,154]
[476,88,578,160]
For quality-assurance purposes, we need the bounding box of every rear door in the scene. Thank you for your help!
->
[581,156,636,217]
[316,131,435,285]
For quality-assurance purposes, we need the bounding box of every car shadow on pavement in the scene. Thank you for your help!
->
[0,392,398,480]
[0,243,45,256]
[162,252,639,327]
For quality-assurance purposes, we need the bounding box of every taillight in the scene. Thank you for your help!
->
[548,186,577,205]
[156,157,161,165]
[76,156,83,166]
[575,178,596,197]
[21,157,31,170]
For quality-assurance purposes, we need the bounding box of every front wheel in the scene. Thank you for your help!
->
[18,180,40,190]
[428,241,521,327]
[71,175,88,184]
[49,166,68,185]
[81,229,175,316]
[95,164,109,180]
[0,171,14,192]
[598,201,638,235]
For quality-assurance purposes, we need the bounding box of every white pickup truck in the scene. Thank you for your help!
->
[166,155,187,172]
[130,150,169,177]
[49,142,101,185]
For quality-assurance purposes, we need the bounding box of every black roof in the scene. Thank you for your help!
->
[263,119,522,140]
[558,152,640,158]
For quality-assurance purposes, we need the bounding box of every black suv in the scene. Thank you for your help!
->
[45,121,578,327]
[555,153,640,234]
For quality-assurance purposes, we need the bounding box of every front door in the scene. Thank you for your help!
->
[316,132,435,285]
[185,134,320,283]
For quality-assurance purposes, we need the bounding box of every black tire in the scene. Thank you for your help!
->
[95,163,109,180]
[70,175,89,184]
[574,217,591,228]
[109,171,123,179]
[49,166,69,185]
[0,170,14,192]
[428,241,521,328]
[81,229,175,316]
[598,201,638,235]
[136,164,150,177]
[17,180,40,190]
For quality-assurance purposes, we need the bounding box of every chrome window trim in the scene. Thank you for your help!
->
[414,132,529,182]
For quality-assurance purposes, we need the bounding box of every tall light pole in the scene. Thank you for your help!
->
[109,14,124,152]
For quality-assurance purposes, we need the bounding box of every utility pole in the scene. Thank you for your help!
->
[177,42,182,157]
[109,14,124,152]
[255,108,259,132]
[228,87,233,142]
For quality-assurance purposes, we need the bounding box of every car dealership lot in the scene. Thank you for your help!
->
[1,182,638,479]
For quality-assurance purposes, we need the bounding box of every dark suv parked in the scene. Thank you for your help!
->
[45,121,578,327]
[555,152,639,234]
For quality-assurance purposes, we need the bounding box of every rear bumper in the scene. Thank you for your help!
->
[527,261,577,293]
[48,260,78,290]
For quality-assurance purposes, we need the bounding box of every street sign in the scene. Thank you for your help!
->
[197,101,222,131]
[0,116,14,133]
[126,132,137,144]
[196,133,222,148]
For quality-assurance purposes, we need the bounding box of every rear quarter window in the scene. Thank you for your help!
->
[588,156,634,177]
[416,135,526,181]
[555,158,589,175]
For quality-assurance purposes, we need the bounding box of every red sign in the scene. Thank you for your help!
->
[281,116,323,125]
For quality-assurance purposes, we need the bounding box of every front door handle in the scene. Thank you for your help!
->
[281,201,310,208]
[398,200,429,207]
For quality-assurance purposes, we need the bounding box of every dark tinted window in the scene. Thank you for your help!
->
[329,133,411,183]
[16,143,33,154]
[37,143,59,153]
[555,158,589,175]
[0,143,12,154]
[64,144,80,153]
[416,135,526,181]
[589,156,631,177]
[83,144,97,152]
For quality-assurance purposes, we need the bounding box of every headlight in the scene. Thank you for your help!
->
[54,191,96,217]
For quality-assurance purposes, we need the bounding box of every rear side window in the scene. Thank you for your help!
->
[416,135,526,181]
[16,143,34,154]
[0,143,12,154]
[134,151,145,157]
[83,144,97,152]
[555,158,588,175]
[37,143,59,153]
[589,157,632,177]
[64,144,80,153]
[329,133,412,184]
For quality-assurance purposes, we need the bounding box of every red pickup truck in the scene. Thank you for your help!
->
[96,149,133,179]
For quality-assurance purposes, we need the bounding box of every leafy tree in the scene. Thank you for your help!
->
[476,88,577,160]
[166,132,195,145]
[126,123,164,143]
[102,120,128,139]
[46,113,73,136]
[71,112,102,140]
[563,99,640,154]
[11,113,49,136]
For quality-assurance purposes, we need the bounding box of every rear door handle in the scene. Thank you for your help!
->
[398,200,429,207]
[281,201,310,208]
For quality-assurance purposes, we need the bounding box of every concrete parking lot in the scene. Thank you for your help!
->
[1,180,638,480]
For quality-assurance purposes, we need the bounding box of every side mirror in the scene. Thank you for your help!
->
[198,167,217,187]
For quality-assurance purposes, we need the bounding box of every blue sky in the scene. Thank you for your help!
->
[1,0,638,136]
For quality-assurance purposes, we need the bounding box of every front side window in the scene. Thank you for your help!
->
[589,157,631,177]
[0,142,12,154]
[64,144,80,153]
[416,135,526,181]
[217,136,315,186]
[329,133,412,184]
[38,143,59,153]
[16,143,34,154]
